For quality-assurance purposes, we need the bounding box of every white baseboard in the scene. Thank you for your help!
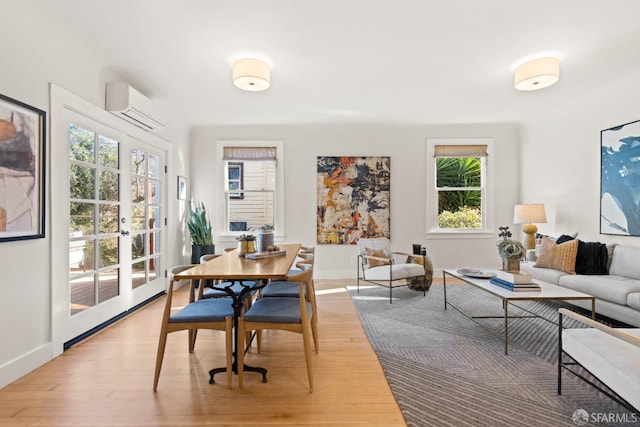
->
[0,343,52,388]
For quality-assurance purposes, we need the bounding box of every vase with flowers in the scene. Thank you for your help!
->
[497,226,526,272]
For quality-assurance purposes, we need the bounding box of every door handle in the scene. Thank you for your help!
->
[120,230,130,236]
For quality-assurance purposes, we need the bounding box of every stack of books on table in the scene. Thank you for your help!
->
[489,271,541,292]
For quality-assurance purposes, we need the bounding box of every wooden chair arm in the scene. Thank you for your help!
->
[358,254,392,265]
[559,308,640,348]
[392,251,414,257]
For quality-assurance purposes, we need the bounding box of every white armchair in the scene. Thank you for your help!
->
[558,308,640,413]
[356,237,427,303]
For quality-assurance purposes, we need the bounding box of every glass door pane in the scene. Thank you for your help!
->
[69,124,121,315]
[130,149,162,290]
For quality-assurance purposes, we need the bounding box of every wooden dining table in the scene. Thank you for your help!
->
[173,243,301,384]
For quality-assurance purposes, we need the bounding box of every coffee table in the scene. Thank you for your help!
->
[443,269,596,355]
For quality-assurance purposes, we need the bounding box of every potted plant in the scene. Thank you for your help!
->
[187,200,214,263]
[497,226,526,272]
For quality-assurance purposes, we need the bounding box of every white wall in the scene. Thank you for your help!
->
[520,66,640,247]
[191,123,521,279]
[0,3,190,387]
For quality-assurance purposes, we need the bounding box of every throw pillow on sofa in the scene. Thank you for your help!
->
[555,234,609,275]
[534,236,579,274]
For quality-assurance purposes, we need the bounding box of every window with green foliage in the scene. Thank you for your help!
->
[435,144,486,230]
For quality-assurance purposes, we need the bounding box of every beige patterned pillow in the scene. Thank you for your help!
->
[534,236,578,274]
[365,247,391,268]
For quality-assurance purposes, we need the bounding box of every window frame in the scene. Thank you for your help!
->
[426,138,494,237]
[214,140,285,241]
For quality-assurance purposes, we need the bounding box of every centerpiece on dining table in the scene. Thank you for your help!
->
[256,224,275,253]
[236,234,256,257]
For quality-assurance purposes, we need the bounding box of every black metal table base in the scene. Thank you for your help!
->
[209,364,267,384]
[207,280,268,385]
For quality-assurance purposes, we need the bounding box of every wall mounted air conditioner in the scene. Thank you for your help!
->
[105,82,165,132]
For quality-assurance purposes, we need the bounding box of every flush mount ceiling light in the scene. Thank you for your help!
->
[514,57,560,91]
[232,58,270,91]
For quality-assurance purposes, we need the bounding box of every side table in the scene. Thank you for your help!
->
[406,254,433,291]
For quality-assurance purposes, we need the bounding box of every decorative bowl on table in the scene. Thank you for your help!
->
[456,269,496,279]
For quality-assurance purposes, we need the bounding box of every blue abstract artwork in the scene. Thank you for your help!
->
[601,119,640,236]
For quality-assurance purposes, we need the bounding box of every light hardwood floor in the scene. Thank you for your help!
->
[0,280,406,426]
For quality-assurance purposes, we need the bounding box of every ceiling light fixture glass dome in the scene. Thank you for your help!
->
[232,58,270,91]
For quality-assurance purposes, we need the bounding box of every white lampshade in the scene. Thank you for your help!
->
[232,58,270,91]
[513,204,547,224]
[514,57,559,91]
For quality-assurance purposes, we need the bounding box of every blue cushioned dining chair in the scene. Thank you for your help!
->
[194,254,258,350]
[237,265,315,392]
[153,265,235,391]
[259,259,318,353]
[286,250,314,275]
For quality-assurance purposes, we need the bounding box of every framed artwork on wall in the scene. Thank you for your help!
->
[601,119,640,236]
[0,93,46,242]
[177,175,187,200]
[317,156,390,244]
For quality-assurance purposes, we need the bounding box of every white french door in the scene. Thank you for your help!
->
[56,108,166,347]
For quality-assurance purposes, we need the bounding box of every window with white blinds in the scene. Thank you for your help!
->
[216,141,284,236]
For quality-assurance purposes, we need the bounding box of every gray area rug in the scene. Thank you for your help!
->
[349,283,634,427]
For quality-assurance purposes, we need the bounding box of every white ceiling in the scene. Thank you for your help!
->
[36,0,640,128]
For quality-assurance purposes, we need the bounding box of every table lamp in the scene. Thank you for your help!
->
[513,204,547,250]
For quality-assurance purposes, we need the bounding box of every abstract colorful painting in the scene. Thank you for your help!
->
[601,119,640,236]
[317,156,390,244]
[0,93,46,242]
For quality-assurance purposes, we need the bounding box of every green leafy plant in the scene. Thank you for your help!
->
[236,233,255,241]
[436,157,481,212]
[187,200,213,245]
[438,206,481,229]
[496,226,526,258]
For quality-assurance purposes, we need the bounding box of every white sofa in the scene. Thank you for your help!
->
[521,244,640,327]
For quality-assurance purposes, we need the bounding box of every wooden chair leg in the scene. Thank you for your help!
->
[302,322,314,393]
[308,282,319,353]
[153,327,169,391]
[311,314,319,354]
[256,330,262,353]
[245,330,252,349]
[225,317,233,388]
[189,329,198,352]
[237,317,245,388]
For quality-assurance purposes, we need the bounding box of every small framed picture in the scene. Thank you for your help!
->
[177,175,187,200]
